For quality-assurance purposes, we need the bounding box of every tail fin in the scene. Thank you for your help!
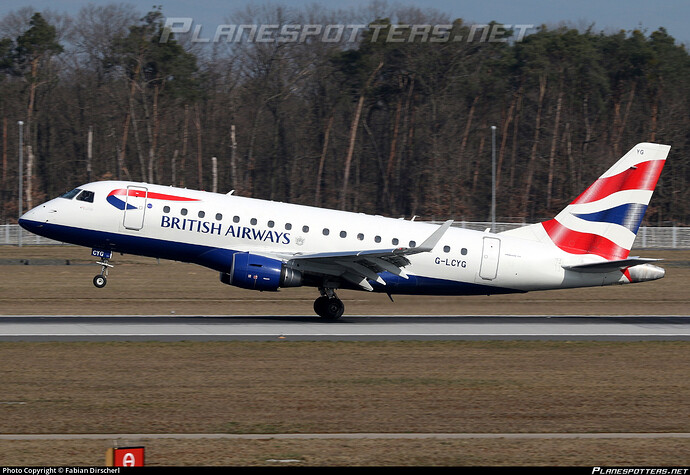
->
[503,142,670,260]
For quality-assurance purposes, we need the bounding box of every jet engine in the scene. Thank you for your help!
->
[220,252,302,291]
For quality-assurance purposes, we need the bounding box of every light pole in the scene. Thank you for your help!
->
[491,125,496,233]
[18,120,23,247]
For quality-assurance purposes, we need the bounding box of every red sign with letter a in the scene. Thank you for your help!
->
[113,446,145,467]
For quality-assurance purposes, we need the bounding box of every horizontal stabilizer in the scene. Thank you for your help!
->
[563,257,662,273]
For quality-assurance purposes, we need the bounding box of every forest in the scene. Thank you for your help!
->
[0,3,688,225]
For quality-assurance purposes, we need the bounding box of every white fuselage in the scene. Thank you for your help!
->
[18,180,646,296]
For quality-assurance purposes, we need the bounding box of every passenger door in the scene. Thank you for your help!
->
[123,185,148,231]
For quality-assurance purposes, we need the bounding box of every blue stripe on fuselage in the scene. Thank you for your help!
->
[369,273,523,296]
[17,219,523,296]
[106,195,137,210]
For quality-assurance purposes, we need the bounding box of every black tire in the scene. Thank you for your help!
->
[313,296,344,320]
[313,296,329,317]
[93,275,107,288]
[325,299,344,320]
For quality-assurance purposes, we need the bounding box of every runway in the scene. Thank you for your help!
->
[0,315,689,341]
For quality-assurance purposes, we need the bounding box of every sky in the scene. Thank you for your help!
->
[1,0,689,46]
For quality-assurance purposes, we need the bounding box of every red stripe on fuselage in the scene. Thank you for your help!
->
[542,219,629,260]
[571,160,664,205]
[108,188,200,201]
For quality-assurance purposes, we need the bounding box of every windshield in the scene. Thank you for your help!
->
[59,188,82,199]
[76,190,95,203]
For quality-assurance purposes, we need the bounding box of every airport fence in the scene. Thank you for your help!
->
[434,221,690,250]
[1,224,68,246]
[2,223,690,249]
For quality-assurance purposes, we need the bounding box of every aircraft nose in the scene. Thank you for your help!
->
[18,205,49,232]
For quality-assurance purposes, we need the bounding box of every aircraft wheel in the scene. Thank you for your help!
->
[93,275,107,288]
[325,298,345,320]
[314,297,344,320]
[313,296,329,317]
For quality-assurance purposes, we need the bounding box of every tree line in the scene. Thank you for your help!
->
[0,3,689,225]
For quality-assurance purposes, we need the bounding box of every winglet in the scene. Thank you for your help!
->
[420,219,453,251]
[400,219,453,255]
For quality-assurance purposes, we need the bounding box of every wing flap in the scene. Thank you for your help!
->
[285,220,453,287]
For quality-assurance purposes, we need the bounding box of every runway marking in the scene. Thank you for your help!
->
[1,433,689,440]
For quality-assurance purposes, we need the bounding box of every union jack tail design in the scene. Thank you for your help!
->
[541,143,670,260]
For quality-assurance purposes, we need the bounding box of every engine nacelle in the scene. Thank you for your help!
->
[220,252,302,291]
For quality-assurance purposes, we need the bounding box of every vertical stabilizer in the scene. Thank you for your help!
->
[502,142,670,260]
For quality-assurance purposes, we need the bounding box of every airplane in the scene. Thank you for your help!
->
[18,142,670,320]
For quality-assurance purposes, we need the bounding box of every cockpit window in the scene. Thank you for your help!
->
[60,188,82,199]
[76,190,95,203]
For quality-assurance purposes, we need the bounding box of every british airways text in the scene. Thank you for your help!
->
[160,216,291,244]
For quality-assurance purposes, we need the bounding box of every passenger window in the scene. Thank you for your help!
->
[375,236,381,243]
[340,231,347,238]
[357,233,364,241]
[285,223,292,230]
[181,208,188,216]
[268,220,275,228]
[443,245,451,253]
[409,241,416,247]
[215,213,222,221]
[76,190,95,203]
[250,218,257,225]
[198,211,205,218]
[302,225,310,233]
[233,216,240,223]
[461,248,468,255]
[392,238,399,245]
[163,206,171,213]
[60,188,81,199]
[323,228,330,236]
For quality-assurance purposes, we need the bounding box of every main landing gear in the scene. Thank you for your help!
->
[92,250,114,288]
[314,288,344,320]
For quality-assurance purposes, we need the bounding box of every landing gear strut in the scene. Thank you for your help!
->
[93,256,113,288]
[314,288,344,320]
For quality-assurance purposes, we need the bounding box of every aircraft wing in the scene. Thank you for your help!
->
[278,220,453,291]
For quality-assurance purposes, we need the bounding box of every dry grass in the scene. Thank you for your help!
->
[0,246,689,466]
[1,341,688,435]
[2,438,689,466]
[0,341,688,466]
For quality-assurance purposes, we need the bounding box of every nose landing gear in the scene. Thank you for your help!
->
[92,249,113,288]
[93,273,107,288]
